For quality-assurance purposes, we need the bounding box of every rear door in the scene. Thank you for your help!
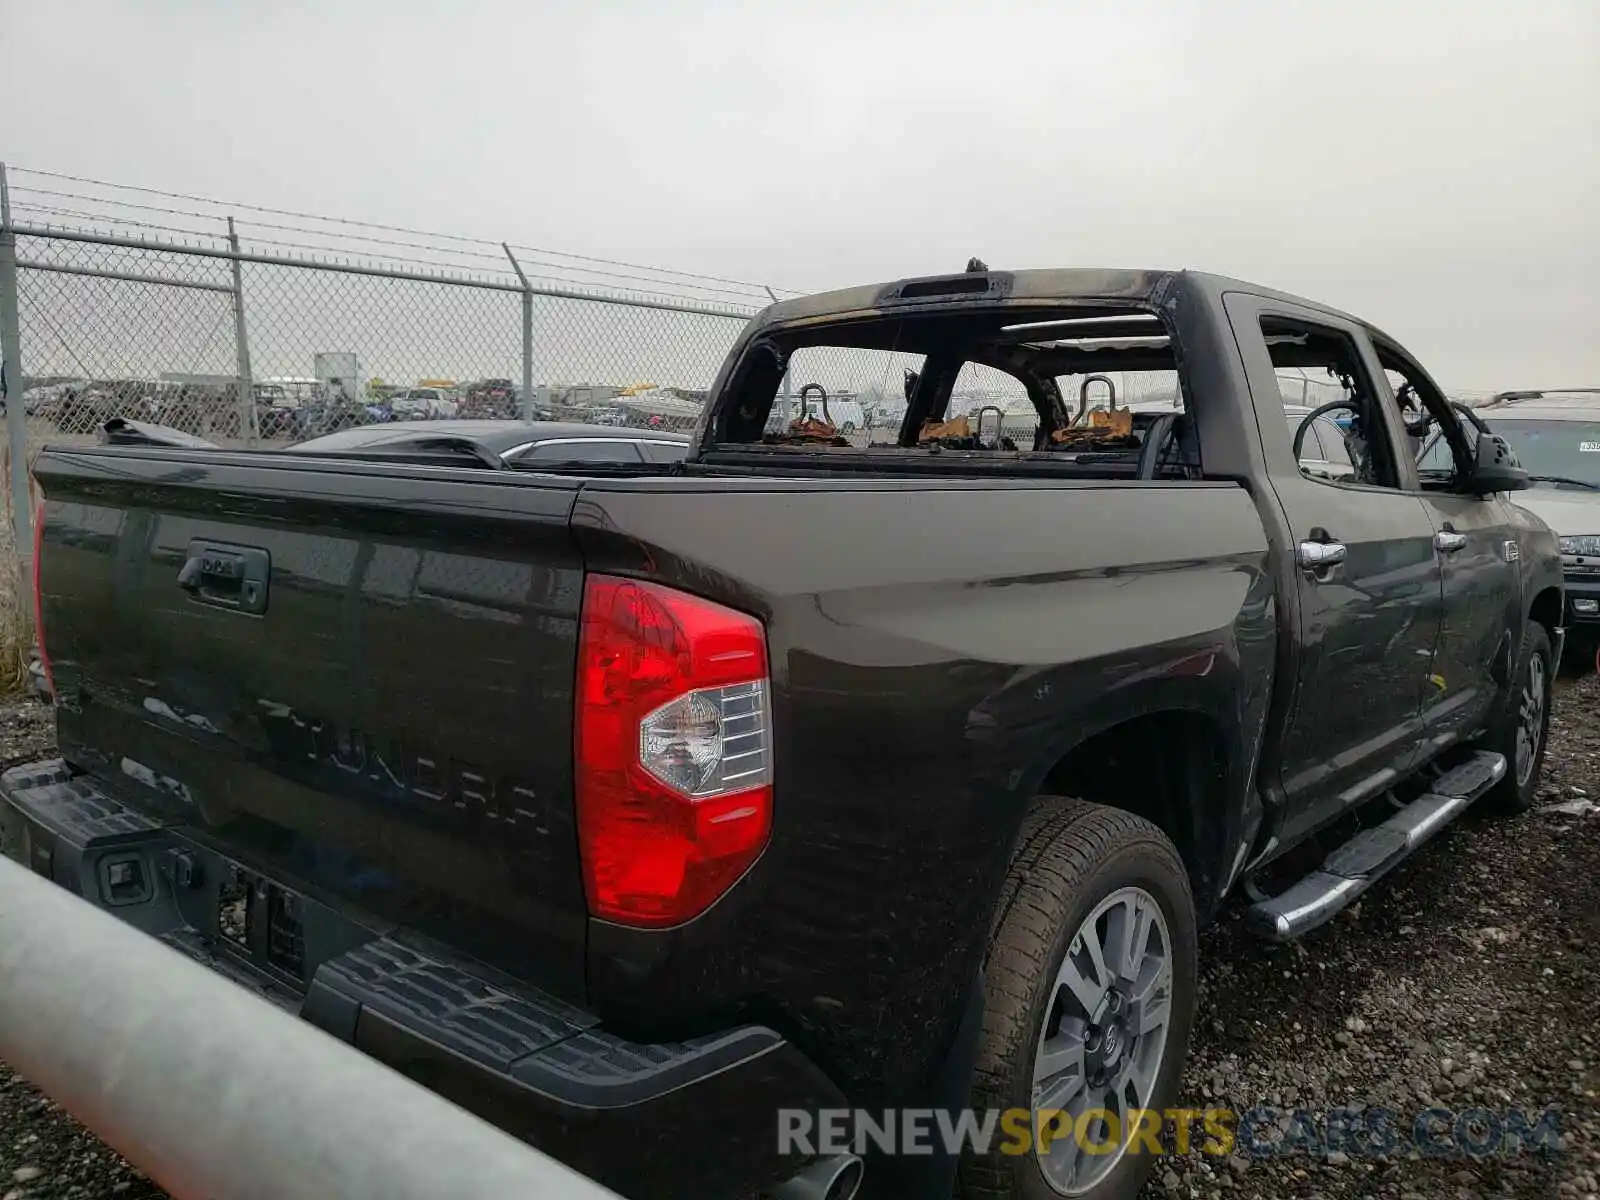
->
[1226,295,1443,842]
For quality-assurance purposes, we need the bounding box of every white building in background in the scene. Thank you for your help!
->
[313,353,363,406]
[769,389,866,432]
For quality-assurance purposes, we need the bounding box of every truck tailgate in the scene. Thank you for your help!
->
[33,447,592,1000]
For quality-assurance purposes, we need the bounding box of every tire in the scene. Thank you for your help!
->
[960,799,1198,1200]
[1482,621,1554,815]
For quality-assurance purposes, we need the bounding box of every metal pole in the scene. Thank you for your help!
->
[0,163,33,586]
[504,243,533,419]
[0,854,622,1200]
[227,217,257,444]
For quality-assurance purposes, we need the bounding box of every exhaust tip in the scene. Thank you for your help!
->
[826,1157,864,1200]
[767,1154,864,1200]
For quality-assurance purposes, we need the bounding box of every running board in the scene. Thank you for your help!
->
[1245,750,1507,940]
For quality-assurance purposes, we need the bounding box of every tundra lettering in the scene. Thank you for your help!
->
[256,702,543,826]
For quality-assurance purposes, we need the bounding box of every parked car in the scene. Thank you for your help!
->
[289,419,690,466]
[1420,389,1600,657]
[459,378,519,419]
[10,266,1563,1200]
[1282,401,1358,481]
[46,382,155,430]
[584,405,628,426]
[388,387,458,420]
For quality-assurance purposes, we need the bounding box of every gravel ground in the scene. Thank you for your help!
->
[1143,666,1600,1200]
[1,674,1596,1200]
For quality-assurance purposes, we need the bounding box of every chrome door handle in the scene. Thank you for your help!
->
[1297,540,1347,569]
[1435,530,1467,553]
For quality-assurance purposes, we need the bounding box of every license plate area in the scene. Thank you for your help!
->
[216,862,307,984]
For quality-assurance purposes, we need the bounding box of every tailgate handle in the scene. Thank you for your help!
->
[179,542,271,615]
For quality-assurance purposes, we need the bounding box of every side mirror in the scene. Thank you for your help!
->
[1470,433,1531,495]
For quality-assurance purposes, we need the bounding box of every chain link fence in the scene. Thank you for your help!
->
[0,165,794,684]
[9,230,761,450]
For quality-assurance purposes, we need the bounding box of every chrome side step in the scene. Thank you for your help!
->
[1245,750,1506,940]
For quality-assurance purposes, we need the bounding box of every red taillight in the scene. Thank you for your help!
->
[575,575,772,928]
[31,500,54,698]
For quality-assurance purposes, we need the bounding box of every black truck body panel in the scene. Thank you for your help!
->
[35,452,595,1001]
[7,267,1565,1200]
[571,477,1276,1098]
[32,446,1277,1103]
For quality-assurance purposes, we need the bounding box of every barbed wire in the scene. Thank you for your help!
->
[11,186,235,235]
[11,185,780,306]
[221,231,759,312]
[9,167,801,300]
[9,202,229,245]
[8,168,1512,409]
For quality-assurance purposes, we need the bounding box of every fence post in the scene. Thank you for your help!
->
[227,218,256,444]
[504,244,533,419]
[0,163,33,590]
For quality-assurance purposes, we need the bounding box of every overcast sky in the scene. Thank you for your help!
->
[3,0,1596,390]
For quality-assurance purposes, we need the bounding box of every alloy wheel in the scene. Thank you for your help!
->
[1032,886,1174,1195]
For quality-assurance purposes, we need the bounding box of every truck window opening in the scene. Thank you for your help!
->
[709,306,1199,480]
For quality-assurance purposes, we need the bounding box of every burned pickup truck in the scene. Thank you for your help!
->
[4,267,1564,1200]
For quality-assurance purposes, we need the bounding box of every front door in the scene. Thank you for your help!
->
[1416,495,1519,740]
[1380,349,1522,748]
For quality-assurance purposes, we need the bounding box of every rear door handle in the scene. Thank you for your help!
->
[1435,530,1467,553]
[1297,540,1347,569]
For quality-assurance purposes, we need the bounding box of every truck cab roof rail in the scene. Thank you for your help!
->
[283,437,507,470]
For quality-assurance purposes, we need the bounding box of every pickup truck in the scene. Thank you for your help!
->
[3,266,1565,1200]
[1419,388,1600,660]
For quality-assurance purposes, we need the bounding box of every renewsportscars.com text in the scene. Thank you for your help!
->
[777,1106,1563,1160]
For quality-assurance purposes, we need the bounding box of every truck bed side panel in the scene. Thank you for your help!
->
[571,477,1275,1100]
[35,449,592,999]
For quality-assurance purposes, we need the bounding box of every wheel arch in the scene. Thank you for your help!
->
[1023,702,1256,919]
[1529,584,1562,642]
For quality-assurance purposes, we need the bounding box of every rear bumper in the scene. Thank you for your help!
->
[0,759,846,1200]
